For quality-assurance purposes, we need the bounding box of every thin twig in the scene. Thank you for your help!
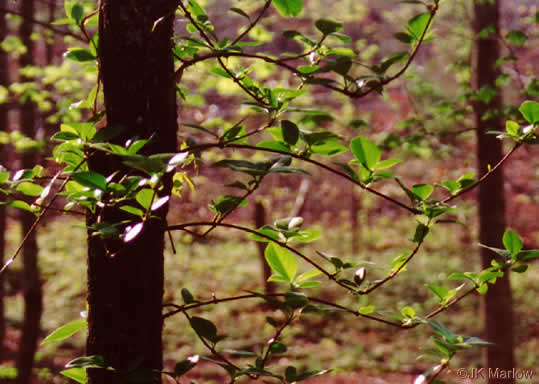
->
[0,7,86,41]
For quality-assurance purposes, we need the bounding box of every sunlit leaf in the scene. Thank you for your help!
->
[41,320,87,344]
[265,243,297,282]
[272,0,303,17]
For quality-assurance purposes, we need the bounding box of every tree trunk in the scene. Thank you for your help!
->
[472,1,515,382]
[255,200,274,294]
[0,0,8,361]
[86,1,178,383]
[16,0,43,382]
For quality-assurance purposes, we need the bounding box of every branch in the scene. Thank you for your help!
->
[443,142,521,204]
[230,0,272,46]
[181,142,420,214]
[0,7,86,41]
[167,221,354,291]
[163,292,403,328]
[0,159,88,275]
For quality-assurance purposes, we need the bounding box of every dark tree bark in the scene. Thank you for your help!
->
[472,1,515,382]
[16,0,43,382]
[86,1,178,383]
[0,0,8,362]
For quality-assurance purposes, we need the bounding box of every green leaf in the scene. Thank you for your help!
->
[181,288,195,304]
[60,368,87,384]
[503,229,523,256]
[70,3,84,23]
[297,65,319,74]
[123,222,144,243]
[406,13,430,40]
[295,269,321,283]
[315,19,343,35]
[174,356,199,376]
[505,30,527,46]
[272,0,303,17]
[400,306,416,318]
[350,136,381,170]
[373,157,402,170]
[66,355,109,369]
[426,284,449,302]
[65,49,96,62]
[411,184,434,201]
[256,140,291,153]
[250,226,281,242]
[511,264,528,273]
[72,172,107,191]
[412,223,429,243]
[287,228,321,243]
[358,305,375,315]
[149,195,168,211]
[119,205,144,217]
[41,320,87,344]
[190,316,221,344]
[209,195,248,216]
[136,189,154,210]
[394,32,413,44]
[311,141,348,157]
[16,181,43,197]
[7,200,33,212]
[516,250,539,261]
[0,171,9,184]
[265,243,297,282]
[519,100,539,125]
[166,153,188,173]
[285,292,308,308]
[281,120,299,146]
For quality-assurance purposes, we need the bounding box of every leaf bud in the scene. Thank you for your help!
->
[354,267,366,286]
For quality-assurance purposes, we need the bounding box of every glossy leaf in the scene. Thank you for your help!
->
[265,243,297,282]
[411,184,434,201]
[66,355,109,369]
[350,137,381,170]
[519,100,539,125]
[41,320,87,344]
[123,222,144,243]
[72,172,107,191]
[16,181,43,197]
[60,368,87,384]
[502,229,522,256]
[136,189,154,210]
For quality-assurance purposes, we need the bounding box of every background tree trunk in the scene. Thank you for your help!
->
[86,1,178,383]
[16,0,43,382]
[0,0,8,362]
[472,1,515,382]
[255,200,274,294]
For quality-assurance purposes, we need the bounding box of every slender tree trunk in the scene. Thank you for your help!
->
[472,1,515,382]
[350,186,360,255]
[86,1,178,383]
[255,200,273,294]
[0,0,8,361]
[16,0,43,382]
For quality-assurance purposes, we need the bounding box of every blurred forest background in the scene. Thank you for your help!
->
[0,0,537,383]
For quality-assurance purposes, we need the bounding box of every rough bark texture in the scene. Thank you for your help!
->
[16,0,43,382]
[87,1,178,383]
[472,1,515,382]
[0,0,7,361]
